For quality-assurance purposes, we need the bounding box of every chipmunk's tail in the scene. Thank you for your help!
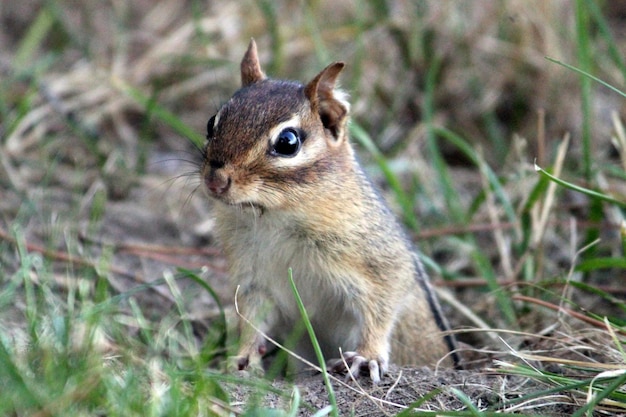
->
[413,254,463,369]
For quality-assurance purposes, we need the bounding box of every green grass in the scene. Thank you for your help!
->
[0,228,230,416]
[287,268,338,416]
[1,0,625,415]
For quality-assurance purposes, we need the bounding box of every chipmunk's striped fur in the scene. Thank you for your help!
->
[201,40,459,382]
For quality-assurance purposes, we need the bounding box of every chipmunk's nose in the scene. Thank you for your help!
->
[205,166,231,196]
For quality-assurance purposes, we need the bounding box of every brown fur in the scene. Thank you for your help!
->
[201,39,459,382]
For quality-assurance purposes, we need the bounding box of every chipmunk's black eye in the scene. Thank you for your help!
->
[206,115,216,141]
[271,128,301,157]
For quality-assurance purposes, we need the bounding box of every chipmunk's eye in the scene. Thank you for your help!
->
[271,128,301,157]
[206,115,216,141]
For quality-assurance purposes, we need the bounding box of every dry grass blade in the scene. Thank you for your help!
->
[532,133,570,249]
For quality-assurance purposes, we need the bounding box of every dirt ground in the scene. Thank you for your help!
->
[226,366,583,416]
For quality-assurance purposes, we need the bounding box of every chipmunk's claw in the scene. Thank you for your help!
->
[227,353,264,376]
[329,351,386,384]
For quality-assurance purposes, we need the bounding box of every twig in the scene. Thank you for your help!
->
[435,278,626,295]
[0,226,139,280]
[414,218,622,239]
[512,294,626,336]
[79,233,223,256]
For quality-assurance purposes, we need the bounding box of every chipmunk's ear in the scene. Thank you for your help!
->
[241,38,266,86]
[304,62,349,142]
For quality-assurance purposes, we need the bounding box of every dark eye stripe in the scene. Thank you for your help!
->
[206,115,216,141]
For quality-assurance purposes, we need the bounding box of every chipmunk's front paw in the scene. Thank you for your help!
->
[227,354,264,376]
[227,340,266,376]
[226,335,267,376]
[329,351,388,384]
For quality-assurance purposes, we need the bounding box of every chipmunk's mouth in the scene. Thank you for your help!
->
[208,192,266,213]
[222,199,267,215]
[238,201,266,213]
[202,169,269,213]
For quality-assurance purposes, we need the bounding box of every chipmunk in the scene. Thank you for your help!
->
[200,40,459,383]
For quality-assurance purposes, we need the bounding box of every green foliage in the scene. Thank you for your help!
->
[0,228,232,416]
[288,268,338,417]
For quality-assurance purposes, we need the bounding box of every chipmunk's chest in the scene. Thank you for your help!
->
[218,206,339,263]
[215,205,360,319]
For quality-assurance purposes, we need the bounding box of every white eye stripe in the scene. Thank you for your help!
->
[267,115,301,146]
[213,111,221,131]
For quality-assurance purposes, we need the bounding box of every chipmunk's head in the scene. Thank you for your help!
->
[201,39,351,209]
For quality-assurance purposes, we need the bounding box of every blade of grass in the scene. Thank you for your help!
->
[470,248,517,326]
[423,61,518,326]
[449,387,484,417]
[395,388,443,417]
[573,370,626,417]
[424,57,463,222]
[576,257,626,271]
[177,268,227,352]
[286,386,301,417]
[585,0,626,83]
[255,0,283,75]
[574,0,594,182]
[496,363,626,410]
[13,8,55,69]
[604,317,626,359]
[0,338,43,412]
[350,123,419,231]
[545,57,626,100]
[13,227,38,336]
[287,268,338,417]
[128,297,156,347]
[310,405,334,417]
[428,127,518,324]
[302,3,330,66]
[113,78,205,149]
[433,126,517,229]
[534,162,626,208]
[567,281,626,316]
[572,1,605,264]
[518,173,550,252]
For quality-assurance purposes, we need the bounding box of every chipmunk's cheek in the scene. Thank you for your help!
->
[243,184,278,208]
[220,177,271,208]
